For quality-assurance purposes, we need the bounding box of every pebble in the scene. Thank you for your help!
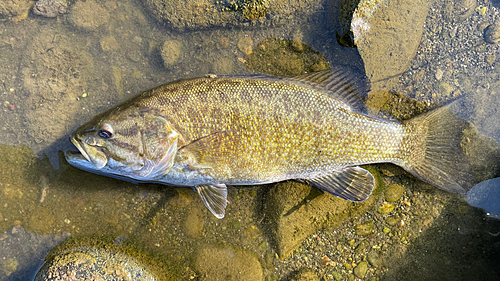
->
[161,40,182,69]
[33,0,67,18]
[435,68,444,80]
[367,250,383,268]
[353,261,368,279]
[194,244,263,281]
[68,0,110,30]
[438,81,454,97]
[484,21,500,44]
[377,203,395,214]
[355,221,374,236]
[237,36,253,55]
[100,36,119,51]
[384,184,405,202]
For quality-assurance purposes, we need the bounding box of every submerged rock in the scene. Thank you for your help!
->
[352,0,432,91]
[484,21,500,44]
[68,0,110,30]
[264,181,375,258]
[35,246,158,281]
[0,0,33,18]
[33,0,68,18]
[245,38,329,77]
[142,0,323,31]
[193,244,263,281]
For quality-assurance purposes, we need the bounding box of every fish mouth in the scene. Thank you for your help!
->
[66,136,108,170]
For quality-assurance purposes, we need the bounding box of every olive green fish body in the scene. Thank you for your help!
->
[66,69,475,218]
[132,77,403,185]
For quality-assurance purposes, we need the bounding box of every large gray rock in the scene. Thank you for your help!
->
[352,0,433,91]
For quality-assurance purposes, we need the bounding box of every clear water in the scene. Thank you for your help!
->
[0,0,499,280]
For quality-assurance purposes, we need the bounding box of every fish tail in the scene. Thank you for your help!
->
[398,106,475,193]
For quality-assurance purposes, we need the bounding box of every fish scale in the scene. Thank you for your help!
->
[66,69,475,219]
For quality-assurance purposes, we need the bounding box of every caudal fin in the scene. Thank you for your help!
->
[399,106,475,194]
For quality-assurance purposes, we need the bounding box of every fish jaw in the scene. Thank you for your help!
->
[67,135,108,170]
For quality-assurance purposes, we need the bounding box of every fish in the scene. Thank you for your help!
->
[65,67,475,219]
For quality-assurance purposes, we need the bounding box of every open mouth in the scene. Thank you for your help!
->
[69,136,91,162]
[66,136,108,169]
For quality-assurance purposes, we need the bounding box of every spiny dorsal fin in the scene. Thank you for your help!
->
[293,66,370,112]
[308,166,374,202]
[195,184,228,219]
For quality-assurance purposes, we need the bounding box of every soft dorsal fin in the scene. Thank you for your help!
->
[195,184,228,219]
[308,166,374,202]
[293,66,370,112]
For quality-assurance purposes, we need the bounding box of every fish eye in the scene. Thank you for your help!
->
[98,123,113,139]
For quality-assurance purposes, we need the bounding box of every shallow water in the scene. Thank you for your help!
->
[0,0,500,280]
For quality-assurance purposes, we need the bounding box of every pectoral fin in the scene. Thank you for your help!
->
[308,166,374,202]
[180,131,241,167]
[195,184,228,219]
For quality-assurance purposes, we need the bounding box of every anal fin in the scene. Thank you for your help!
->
[308,166,374,202]
[195,184,228,219]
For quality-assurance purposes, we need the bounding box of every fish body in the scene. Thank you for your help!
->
[66,68,474,218]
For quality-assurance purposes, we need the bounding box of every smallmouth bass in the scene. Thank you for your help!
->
[65,68,474,218]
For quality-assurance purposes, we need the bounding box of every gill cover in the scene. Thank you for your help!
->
[139,116,180,179]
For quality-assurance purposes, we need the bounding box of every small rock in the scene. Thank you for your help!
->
[290,268,319,281]
[355,221,374,236]
[386,216,399,226]
[100,36,119,51]
[331,271,342,281]
[438,81,454,97]
[384,184,405,202]
[353,261,368,279]
[377,203,395,214]
[367,250,383,268]
[161,40,182,69]
[193,244,263,281]
[68,0,110,30]
[486,54,496,66]
[484,21,500,44]
[237,36,253,55]
[435,68,444,81]
[33,0,67,18]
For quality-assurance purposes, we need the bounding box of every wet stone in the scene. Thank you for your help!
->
[367,250,383,268]
[353,261,368,279]
[384,184,405,202]
[386,216,399,226]
[484,21,500,44]
[355,221,374,236]
[161,40,182,69]
[35,246,158,281]
[377,203,395,214]
[438,81,454,97]
[68,0,110,30]
[193,244,263,281]
[33,0,67,18]
[290,268,319,281]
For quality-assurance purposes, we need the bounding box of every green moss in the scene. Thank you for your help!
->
[230,0,269,20]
